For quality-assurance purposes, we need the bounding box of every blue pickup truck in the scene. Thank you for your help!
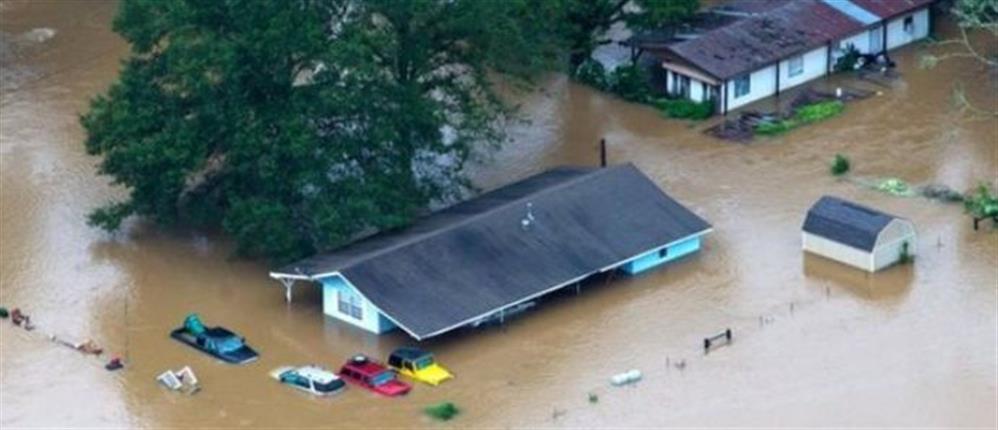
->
[170,314,258,364]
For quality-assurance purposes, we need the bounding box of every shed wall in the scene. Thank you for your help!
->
[802,231,873,272]
[872,219,917,271]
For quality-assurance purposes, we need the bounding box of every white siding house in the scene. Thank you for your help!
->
[802,196,917,272]
[642,0,935,115]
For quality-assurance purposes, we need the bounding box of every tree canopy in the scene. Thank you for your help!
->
[83,0,558,262]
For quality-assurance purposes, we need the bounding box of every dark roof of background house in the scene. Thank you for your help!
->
[662,0,866,80]
[714,0,795,15]
[847,0,935,19]
[276,164,712,339]
[802,195,899,251]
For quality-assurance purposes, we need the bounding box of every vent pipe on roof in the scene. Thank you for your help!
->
[521,202,536,231]
[600,138,607,167]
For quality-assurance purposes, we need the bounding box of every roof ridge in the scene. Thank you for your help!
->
[311,164,626,275]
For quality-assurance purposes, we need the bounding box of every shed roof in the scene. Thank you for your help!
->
[847,0,935,19]
[802,196,899,251]
[274,164,712,339]
[661,0,866,80]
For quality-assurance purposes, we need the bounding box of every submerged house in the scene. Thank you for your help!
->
[637,0,934,114]
[802,196,916,272]
[270,164,712,340]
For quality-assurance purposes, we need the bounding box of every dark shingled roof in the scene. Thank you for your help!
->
[802,196,898,252]
[847,0,934,19]
[664,0,866,80]
[276,164,712,339]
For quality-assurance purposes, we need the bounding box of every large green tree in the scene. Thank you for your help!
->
[559,0,699,68]
[83,0,556,262]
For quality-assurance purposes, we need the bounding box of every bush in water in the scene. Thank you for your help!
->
[574,59,608,91]
[655,98,714,120]
[831,153,850,176]
[425,402,459,421]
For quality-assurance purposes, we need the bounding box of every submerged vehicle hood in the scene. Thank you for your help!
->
[221,345,259,364]
[417,364,453,384]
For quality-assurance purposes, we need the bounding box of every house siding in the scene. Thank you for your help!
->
[320,275,397,334]
[779,46,829,92]
[726,64,778,111]
[620,235,703,275]
[886,8,930,50]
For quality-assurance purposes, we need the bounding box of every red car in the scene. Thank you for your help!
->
[339,355,411,396]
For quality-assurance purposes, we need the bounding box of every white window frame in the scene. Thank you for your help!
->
[337,290,363,320]
[733,74,750,98]
[788,56,804,77]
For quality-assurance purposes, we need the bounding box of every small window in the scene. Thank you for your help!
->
[338,290,363,320]
[788,56,804,77]
[903,16,914,34]
[658,247,669,259]
[734,74,751,98]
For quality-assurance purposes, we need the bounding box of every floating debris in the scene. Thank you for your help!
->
[919,183,964,203]
[588,393,599,403]
[21,28,56,43]
[704,329,733,353]
[0,307,8,318]
[610,369,642,386]
[876,178,915,197]
[10,308,34,330]
[157,366,200,394]
[424,402,459,421]
[105,357,124,371]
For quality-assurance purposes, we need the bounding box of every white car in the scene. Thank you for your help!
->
[270,365,346,396]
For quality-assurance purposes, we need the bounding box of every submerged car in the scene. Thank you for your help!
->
[339,355,411,396]
[270,365,346,396]
[387,347,453,386]
[170,314,258,364]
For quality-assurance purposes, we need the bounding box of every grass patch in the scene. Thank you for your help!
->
[755,100,845,136]
[425,402,460,421]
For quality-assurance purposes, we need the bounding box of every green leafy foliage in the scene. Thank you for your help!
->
[607,64,652,103]
[425,402,460,421]
[834,44,862,72]
[898,241,914,264]
[877,178,914,196]
[654,98,713,120]
[573,58,608,90]
[83,0,557,263]
[830,154,851,176]
[755,101,845,136]
[964,183,998,218]
[558,0,699,67]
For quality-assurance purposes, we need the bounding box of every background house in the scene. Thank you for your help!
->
[270,164,712,339]
[637,0,935,115]
[802,196,917,272]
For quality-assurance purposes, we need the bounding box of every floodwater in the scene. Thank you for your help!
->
[1,1,995,428]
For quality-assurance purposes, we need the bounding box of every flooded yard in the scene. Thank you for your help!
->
[1,1,995,428]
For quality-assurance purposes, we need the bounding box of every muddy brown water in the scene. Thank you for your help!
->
[1,1,996,428]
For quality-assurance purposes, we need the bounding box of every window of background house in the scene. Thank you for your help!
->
[658,247,669,259]
[675,74,691,97]
[734,74,750,98]
[903,16,914,34]
[788,56,804,77]
[338,290,363,320]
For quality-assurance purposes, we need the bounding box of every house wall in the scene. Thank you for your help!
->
[620,235,703,275]
[802,232,874,272]
[886,8,930,50]
[872,219,917,271]
[778,46,829,92]
[664,70,713,103]
[726,64,777,111]
[320,275,397,334]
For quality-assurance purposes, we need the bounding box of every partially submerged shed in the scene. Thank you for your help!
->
[802,196,916,272]
[271,164,712,340]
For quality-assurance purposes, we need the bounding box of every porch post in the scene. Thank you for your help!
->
[279,277,297,303]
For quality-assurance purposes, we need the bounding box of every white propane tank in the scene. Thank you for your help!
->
[610,369,642,386]
[835,87,843,98]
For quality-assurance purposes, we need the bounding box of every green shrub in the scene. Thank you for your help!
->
[588,393,599,403]
[574,59,608,91]
[834,44,861,72]
[831,153,850,176]
[964,183,998,218]
[755,119,796,135]
[795,100,844,124]
[877,178,914,196]
[655,98,714,120]
[898,241,913,264]
[608,64,652,103]
[425,402,460,421]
